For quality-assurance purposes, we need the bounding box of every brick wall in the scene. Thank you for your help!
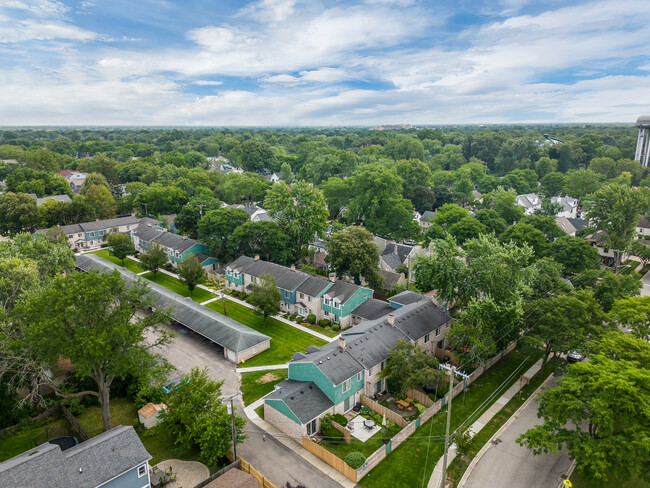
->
[264,404,303,444]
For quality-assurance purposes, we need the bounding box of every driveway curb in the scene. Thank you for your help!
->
[458,372,555,488]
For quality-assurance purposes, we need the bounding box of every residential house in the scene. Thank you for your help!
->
[636,216,650,238]
[224,256,373,328]
[418,210,436,233]
[204,468,260,488]
[266,172,281,183]
[130,226,218,271]
[32,194,72,206]
[264,300,451,442]
[556,216,578,236]
[377,269,406,294]
[350,290,427,325]
[0,426,151,488]
[37,216,163,250]
[59,170,88,194]
[225,203,274,222]
[515,193,542,215]
[585,230,624,267]
[550,196,579,219]
[375,237,416,273]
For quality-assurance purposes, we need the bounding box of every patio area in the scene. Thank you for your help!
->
[150,459,209,488]
[348,414,382,442]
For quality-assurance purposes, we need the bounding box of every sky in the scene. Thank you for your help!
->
[0,0,649,126]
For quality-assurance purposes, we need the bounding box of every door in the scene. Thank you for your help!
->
[344,395,353,412]
[306,418,317,436]
[374,379,383,395]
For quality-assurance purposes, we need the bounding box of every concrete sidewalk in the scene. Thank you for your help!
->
[237,364,289,372]
[427,357,545,488]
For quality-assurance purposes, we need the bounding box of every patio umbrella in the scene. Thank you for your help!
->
[382,413,387,426]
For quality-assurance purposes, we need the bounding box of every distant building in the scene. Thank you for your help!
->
[31,194,72,206]
[550,196,579,219]
[635,115,650,167]
[370,124,413,131]
[0,425,151,488]
[59,170,87,194]
[515,193,542,215]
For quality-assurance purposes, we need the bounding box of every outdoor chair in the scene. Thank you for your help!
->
[169,474,177,482]
[165,467,172,475]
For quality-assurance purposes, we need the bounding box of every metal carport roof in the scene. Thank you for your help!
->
[76,254,270,353]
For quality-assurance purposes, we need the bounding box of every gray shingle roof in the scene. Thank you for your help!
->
[266,380,334,424]
[351,298,393,320]
[379,269,402,291]
[131,225,163,242]
[226,256,309,291]
[321,280,367,304]
[567,217,587,231]
[296,276,332,297]
[35,194,72,206]
[132,226,201,254]
[389,290,428,307]
[292,300,451,385]
[420,210,436,222]
[0,426,150,488]
[51,216,162,236]
[76,254,269,353]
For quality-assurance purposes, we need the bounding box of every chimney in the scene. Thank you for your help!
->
[387,313,395,327]
[254,254,260,261]
[329,272,337,282]
[290,264,296,271]
[182,235,188,240]
[338,336,346,351]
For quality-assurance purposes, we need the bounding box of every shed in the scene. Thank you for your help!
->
[138,403,167,429]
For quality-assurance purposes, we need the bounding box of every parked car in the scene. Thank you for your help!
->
[162,376,187,394]
[567,351,585,364]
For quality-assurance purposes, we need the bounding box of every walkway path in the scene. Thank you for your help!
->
[427,358,546,488]
[237,364,289,372]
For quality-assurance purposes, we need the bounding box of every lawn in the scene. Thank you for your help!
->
[205,299,327,367]
[358,351,540,488]
[0,416,71,462]
[240,369,288,406]
[89,249,144,273]
[255,405,265,419]
[142,271,215,303]
[76,397,139,438]
[571,472,650,488]
[448,358,559,487]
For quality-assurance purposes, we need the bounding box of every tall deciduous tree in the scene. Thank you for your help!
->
[546,235,601,275]
[0,192,40,234]
[327,226,384,290]
[265,181,328,253]
[490,186,524,224]
[585,184,650,271]
[1,269,172,432]
[177,255,207,296]
[139,242,168,277]
[517,331,650,484]
[610,296,650,340]
[105,232,135,265]
[84,184,117,219]
[161,367,246,466]
[227,221,292,265]
[248,274,281,326]
[379,340,443,393]
[198,207,250,259]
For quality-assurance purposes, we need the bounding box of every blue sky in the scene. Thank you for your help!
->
[0,0,649,125]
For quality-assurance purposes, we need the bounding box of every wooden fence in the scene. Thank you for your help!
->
[406,388,434,408]
[240,458,279,488]
[302,435,358,482]
[331,419,351,444]
[60,404,90,441]
[360,395,408,428]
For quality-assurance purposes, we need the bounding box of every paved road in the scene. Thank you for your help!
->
[462,378,573,488]
[150,322,343,488]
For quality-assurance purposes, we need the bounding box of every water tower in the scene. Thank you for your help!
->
[635,115,650,167]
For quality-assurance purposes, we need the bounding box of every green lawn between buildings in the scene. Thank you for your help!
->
[141,271,215,303]
[239,369,288,406]
[0,417,70,462]
[205,299,327,367]
[570,472,649,488]
[89,249,144,273]
[358,351,539,488]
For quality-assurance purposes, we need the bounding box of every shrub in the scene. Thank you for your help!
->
[332,323,340,331]
[318,319,331,327]
[306,314,316,324]
[320,415,343,440]
[344,451,366,469]
[163,263,174,271]
[360,406,370,415]
[330,413,347,427]
[134,385,165,409]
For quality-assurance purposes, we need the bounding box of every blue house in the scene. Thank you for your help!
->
[0,425,151,488]
[130,227,219,271]
[263,299,452,442]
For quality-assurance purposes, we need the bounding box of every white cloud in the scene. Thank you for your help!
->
[0,19,98,42]
[192,80,223,86]
[262,74,300,84]
[3,0,69,17]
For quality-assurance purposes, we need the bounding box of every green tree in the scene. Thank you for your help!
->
[161,367,246,466]
[517,331,650,484]
[136,183,188,215]
[563,169,602,200]
[379,340,443,393]
[174,195,221,236]
[229,139,275,172]
[474,209,507,236]
[1,269,172,431]
[448,216,487,245]
[327,226,384,290]
[414,234,466,305]
[585,184,650,271]
[227,221,292,265]
[0,232,75,279]
[0,257,40,314]
[499,223,547,257]
[490,187,524,224]
[105,232,135,265]
[84,185,117,219]
[264,181,328,253]
[529,257,572,300]
[0,192,40,234]
[322,177,352,219]
[279,162,293,183]
[139,242,168,277]
[80,172,111,195]
[525,290,607,368]
[177,255,207,296]
[248,274,281,326]
[610,296,650,341]
[539,172,566,197]
[534,157,558,179]
[546,235,601,275]
[198,208,250,259]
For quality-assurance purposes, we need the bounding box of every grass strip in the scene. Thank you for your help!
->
[240,369,288,406]
[89,249,145,273]
[141,271,215,303]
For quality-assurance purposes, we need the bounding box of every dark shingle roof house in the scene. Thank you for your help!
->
[389,290,428,307]
[204,467,261,488]
[420,210,436,222]
[265,380,335,424]
[350,298,394,320]
[0,426,150,488]
[227,255,309,291]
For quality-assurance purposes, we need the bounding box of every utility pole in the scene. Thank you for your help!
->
[227,398,237,460]
[440,363,454,488]
[198,204,205,218]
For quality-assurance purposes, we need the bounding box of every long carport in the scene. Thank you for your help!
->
[76,254,270,363]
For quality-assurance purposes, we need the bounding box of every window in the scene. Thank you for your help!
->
[323,297,330,306]
[435,327,440,337]
[68,234,72,238]
[333,300,340,309]
[251,276,256,283]
[226,269,232,275]
[342,378,351,393]
[424,333,430,343]
[299,307,306,316]
[137,464,147,478]
[307,418,318,436]
[285,291,290,298]
[356,372,362,382]
[78,233,82,237]
[324,310,329,317]
[300,293,304,299]
[380,360,387,371]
